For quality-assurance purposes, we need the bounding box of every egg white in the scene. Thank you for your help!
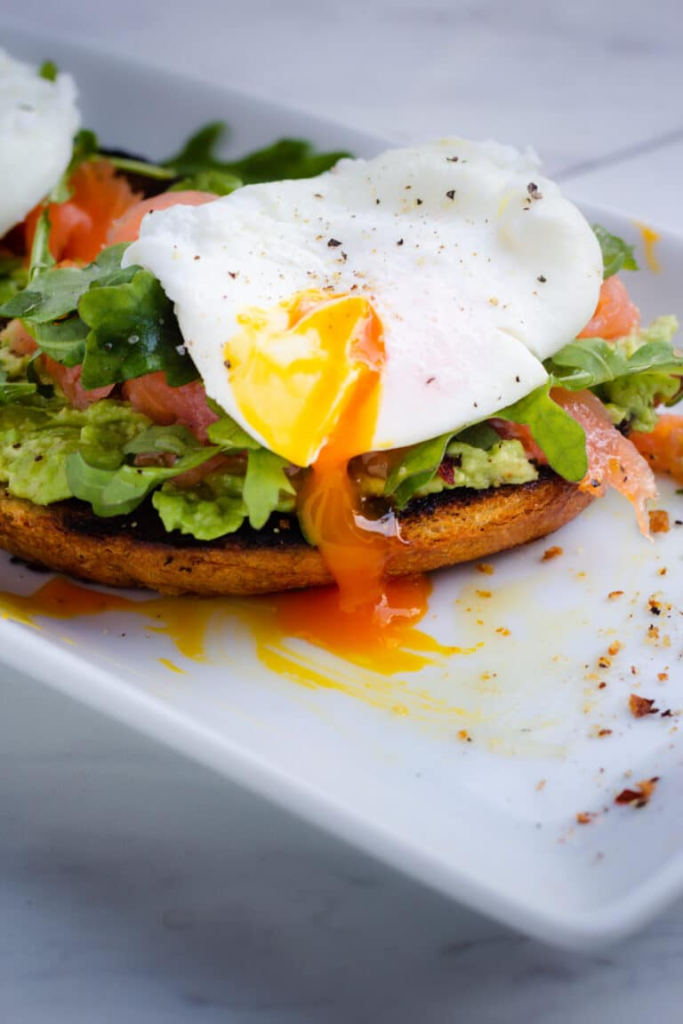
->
[124,138,602,463]
[0,49,80,238]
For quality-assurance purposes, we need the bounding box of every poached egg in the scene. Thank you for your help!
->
[0,49,80,239]
[124,139,602,468]
[124,139,602,617]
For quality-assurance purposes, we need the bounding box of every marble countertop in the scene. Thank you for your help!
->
[2,1,683,1020]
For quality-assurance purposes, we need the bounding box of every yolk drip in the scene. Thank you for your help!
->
[635,221,661,274]
[225,290,421,633]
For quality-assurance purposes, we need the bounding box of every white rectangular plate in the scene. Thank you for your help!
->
[2,26,682,950]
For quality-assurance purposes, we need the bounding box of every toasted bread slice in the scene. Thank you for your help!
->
[0,474,592,595]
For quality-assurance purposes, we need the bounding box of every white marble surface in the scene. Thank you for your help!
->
[2,1,683,1020]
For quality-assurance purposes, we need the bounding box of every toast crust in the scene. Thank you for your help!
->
[0,476,592,595]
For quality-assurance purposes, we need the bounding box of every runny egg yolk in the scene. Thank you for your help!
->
[224,291,423,629]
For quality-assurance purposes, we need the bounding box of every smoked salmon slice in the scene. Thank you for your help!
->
[631,414,683,484]
[578,275,640,340]
[552,388,657,535]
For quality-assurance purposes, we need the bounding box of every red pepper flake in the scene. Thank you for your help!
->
[608,642,622,657]
[541,545,563,562]
[576,812,597,825]
[649,509,670,533]
[608,590,624,600]
[658,672,669,682]
[629,693,659,717]
[598,656,612,669]
[438,461,456,486]
[457,729,472,743]
[598,728,613,737]
[615,777,659,808]
[598,682,607,690]
[648,596,662,616]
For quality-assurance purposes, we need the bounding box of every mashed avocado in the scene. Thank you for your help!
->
[414,438,538,497]
[0,400,150,504]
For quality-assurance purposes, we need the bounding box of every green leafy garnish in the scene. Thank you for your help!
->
[0,245,199,389]
[592,224,639,279]
[497,383,588,482]
[39,60,58,82]
[385,433,451,507]
[163,122,349,185]
[78,269,198,387]
[0,379,37,404]
[103,153,176,181]
[66,424,221,517]
[546,316,683,429]
[169,169,243,196]
[242,448,296,529]
[28,208,55,281]
[66,449,215,517]
[385,420,533,509]
[0,244,133,323]
[0,256,28,306]
[206,415,262,450]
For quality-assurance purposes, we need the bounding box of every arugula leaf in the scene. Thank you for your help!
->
[497,382,588,482]
[547,316,683,391]
[169,169,243,196]
[242,448,296,529]
[78,269,199,388]
[103,153,175,181]
[28,208,55,280]
[0,382,37,404]
[385,422,506,508]
[0,256,28,306]
[163,122,349,184]
[222,138,351,184]
[385,433,451,508]
[124,423,205,457]
[452,422,501,450]
[66,432,220,517]
[27,318,90,367]
[0,244,133,322]
[39,60,58,82]
[164,122,225,175]
[206,415,262,450]
[592,224,639,279]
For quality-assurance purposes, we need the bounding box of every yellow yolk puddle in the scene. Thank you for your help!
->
[635,221,661,273]
[0,576,479,712]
